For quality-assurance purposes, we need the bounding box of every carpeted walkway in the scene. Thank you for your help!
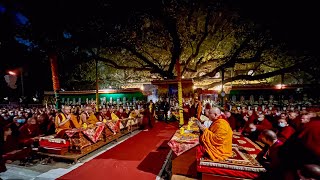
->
[58,122,178,180]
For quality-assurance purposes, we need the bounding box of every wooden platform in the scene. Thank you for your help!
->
[171,147,198,178]
[38,127,139,163]
[202,173,249,180]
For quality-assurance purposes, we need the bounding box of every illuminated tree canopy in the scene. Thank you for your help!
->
[1,0,319,90]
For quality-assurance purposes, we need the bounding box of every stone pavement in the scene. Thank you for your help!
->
[0,131,140,180]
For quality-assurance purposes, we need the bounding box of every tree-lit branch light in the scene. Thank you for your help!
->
[8,71,16,76]
[213,85,222,92]
[214,72,220,78]
[275,84,285,89]
[247,70,254,76]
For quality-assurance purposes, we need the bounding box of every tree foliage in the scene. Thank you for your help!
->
[1,0,319,90]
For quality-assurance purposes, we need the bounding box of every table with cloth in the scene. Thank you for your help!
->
[37,118,141,163]
[66,125,105,153]
[168,123,200,156]
[197,131,266,179]
[167,123,200,178]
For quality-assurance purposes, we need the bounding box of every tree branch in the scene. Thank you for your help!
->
[94,55,152,71]
[120,44,167,75]
[141,49,164,69]
[261,62,281,69]
[182,9,211,75]
[203,60,312,89]
[163,14,182,78]
[194,37,251,80]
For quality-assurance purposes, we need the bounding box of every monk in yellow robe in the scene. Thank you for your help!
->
[80,106,99,126]
[196,107,233,161]
[55,106,82,137]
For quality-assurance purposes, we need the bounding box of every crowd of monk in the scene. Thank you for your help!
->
[0,101,157,173]
[193,103,320,180]
[1,99,320,179]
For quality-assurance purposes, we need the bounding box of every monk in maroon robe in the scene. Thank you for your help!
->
[242,110,257,134]
[18,117,40,147]
[258,130,284,170]
[276,118,295,143]
[37,114,55,135]
[297,119,320,161]
[98,108,111,121]
[1,126,32,164]
[278,116,320,179]
[225,111,236,131]
[247,114,272,140]
[116,107,128,119]
[0,125,7,173]
[255,115,273,132]
[288,112,301,131]
[142,101,156,130]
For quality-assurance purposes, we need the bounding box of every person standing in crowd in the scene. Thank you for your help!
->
[0,126,7,173]
[142,100,155,131]
[160,98,170,123]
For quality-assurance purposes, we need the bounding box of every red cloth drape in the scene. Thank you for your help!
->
[50,53,60,91]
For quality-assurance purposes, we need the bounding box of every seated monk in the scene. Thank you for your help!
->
[55,106,81,137]
[80,106,99,126]
[247,114,273,141]
[297,164,320,180]
[126,110,139,131]
[98,108,111,122]
[196,107,233,161]
[18,117,40,147]
[1,126,32,165]
[276,118,295,143]
[116,107,128,119]
[111,112,121,132]
[256,130,284,180]
[258,130,283,171]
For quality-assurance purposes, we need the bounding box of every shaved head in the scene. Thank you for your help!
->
[63,106,71,114]
[208,107,222,120]
[211,107,221,114]
[260,130,277,144]
[299,164,320,179]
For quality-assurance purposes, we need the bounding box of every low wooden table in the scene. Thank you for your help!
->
[171,147,198,178]
[38,128,139,163]
[168,123,200,178]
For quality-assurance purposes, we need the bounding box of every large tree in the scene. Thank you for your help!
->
[1,0,319,90]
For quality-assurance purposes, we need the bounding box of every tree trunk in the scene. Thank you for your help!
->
[176,60,184,126]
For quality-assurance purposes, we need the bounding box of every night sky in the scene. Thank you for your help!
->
[0,0,319,101]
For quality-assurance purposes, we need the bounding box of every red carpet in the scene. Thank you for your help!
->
[58,122,178,180]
